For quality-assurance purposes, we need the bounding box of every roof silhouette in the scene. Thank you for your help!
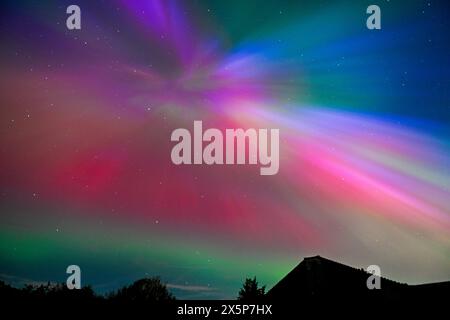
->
[266,255,449,304]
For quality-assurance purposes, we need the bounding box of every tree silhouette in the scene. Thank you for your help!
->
[108,277,174,303]
[237,277,266,301]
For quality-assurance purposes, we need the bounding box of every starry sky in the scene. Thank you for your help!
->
[1,0,449,299]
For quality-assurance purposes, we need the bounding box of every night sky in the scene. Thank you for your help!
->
[1,0,449,299]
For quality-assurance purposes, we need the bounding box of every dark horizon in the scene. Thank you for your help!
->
[2,255,449,301]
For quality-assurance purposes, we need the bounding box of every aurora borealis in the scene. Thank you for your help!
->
[1,0,449,299]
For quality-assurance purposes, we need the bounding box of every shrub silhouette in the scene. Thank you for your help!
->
[0,280,101,306]
[22,282,98,303]
[1,277,174,305]
[237,277,266,301]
